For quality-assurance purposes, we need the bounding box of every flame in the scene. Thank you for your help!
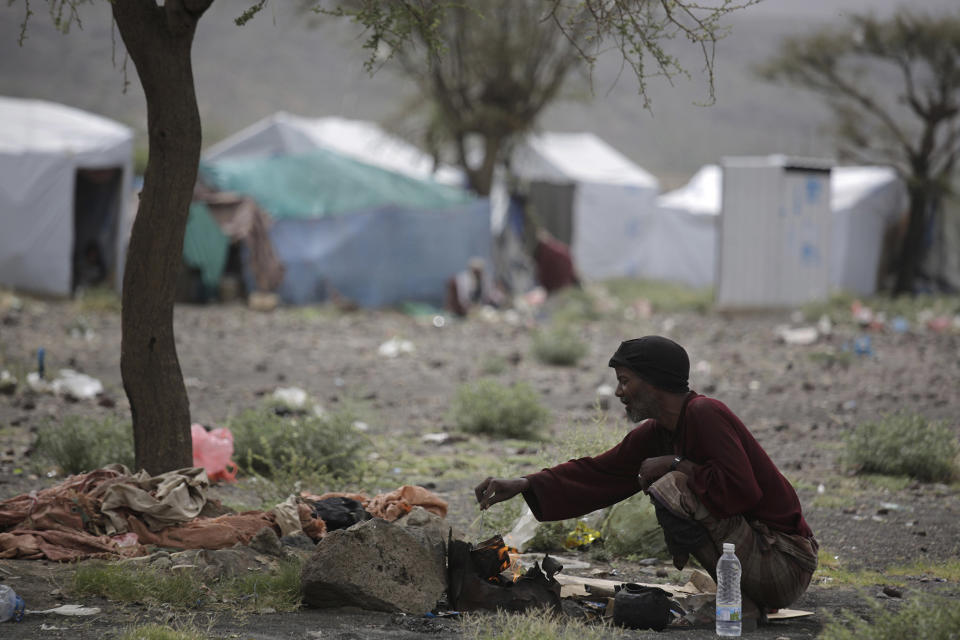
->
[477,535,523,584]
[489,544,523,583]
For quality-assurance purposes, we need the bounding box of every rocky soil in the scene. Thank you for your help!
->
[1,290,958,639]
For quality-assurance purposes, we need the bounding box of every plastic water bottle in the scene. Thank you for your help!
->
[716,542,742,637]
[0,584,26,623]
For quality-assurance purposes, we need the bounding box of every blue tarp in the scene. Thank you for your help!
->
[269,200,491,308]
[191,148,491,307]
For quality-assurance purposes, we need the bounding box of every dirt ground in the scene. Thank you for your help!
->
[1,290,959,639]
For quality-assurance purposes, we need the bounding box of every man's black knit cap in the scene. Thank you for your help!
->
[608,336,690,393]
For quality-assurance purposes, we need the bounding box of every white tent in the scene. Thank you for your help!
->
[0,97,134,297]
[652,163,905,296]
[510,132,660,280]
[830,166,906,296]
[649,165,721,288]
[203,112,464,185]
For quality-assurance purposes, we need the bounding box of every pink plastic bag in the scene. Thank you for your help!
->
[191,423,238,482]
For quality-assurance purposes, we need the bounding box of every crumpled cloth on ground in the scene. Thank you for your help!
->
[305,485,448,522]
[0,465,222,561]
[125,511,279,550]
[0,528,145,562]
[98,466,209,533]
[1,467,447,560]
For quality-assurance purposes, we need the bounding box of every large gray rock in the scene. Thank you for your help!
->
[301,518,445,614]
[394,506,460,576]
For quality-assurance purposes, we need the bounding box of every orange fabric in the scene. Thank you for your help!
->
[126,512,279,550]
[0,529,145,562]
[297,502,328,540]
[0,467,126,530]
[303,486,448,522]
[365,485,448,520]
[1,469,447,560]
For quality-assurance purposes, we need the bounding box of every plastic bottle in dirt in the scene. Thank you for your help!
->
[716,542,742,637]
[0,584,26,623]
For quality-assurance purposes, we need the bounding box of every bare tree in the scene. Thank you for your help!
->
[326,1,756,195]
[759,10,960,295]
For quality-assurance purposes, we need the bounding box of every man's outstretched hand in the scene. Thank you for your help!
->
[474,476,530,510]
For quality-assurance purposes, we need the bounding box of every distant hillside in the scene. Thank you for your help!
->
[1,0,955,188]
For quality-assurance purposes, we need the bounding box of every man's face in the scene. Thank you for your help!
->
[614,366,659,422]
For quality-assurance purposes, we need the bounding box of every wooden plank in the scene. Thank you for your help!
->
[554,574,701,598]
[768,608,815,620]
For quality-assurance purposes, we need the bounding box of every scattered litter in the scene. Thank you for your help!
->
[112,533,139,548]
[27,604,101,617]
[748,380,761,392]
[891,316,909,333]
[817,314,833,336]
[564,521,602,549]
[191,424,237,483]
[0,370,16,395]
[817,484,825,494]
[595,384,614,410]
[272,387,308,408]
[851,335,873,356]
[927,315,951,332]
[352,421,369,432]
[50,369,103,399]
[503,506,539,553]
[183,377,207,390]
[422,432,450,444]
[693,360,712,377]
[26,372,50,393]
[378,337,415,358]
[432,315,446,328]
[776,325,819,346]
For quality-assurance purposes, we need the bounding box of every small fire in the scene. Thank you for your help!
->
[490,543,523,583]
[477,535,524,584]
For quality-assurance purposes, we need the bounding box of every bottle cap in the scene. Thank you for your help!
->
[723,542,735,553]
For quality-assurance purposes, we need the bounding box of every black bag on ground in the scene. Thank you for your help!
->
[612,583,675,631]
[306,497,371,531]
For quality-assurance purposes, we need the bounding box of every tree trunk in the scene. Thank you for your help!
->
[465,136,502,196]
[113,0,213,474]
[893,184,931,296]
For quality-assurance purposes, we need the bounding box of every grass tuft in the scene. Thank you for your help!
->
[819,594,960,640]
[813,549,903,589]
[449,378,550,440]
[117,625,208,640]
[843,413,958,482]
[72,285,122,314]
[72,559,303,612]
[602,277,713,314]
[34,414,134,474]
[531,323,588,367]
[228,405,372,498]
[463,607,628,640]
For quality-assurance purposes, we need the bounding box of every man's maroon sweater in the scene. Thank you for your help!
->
[522,393,813,538]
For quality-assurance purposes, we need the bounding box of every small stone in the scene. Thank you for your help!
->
[882,586,902,598]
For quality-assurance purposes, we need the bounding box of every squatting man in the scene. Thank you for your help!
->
[474,335,818,620]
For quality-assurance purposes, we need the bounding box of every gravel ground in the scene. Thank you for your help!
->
[1,290,959,638]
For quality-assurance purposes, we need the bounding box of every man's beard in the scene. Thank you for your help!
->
[625,397,659,423]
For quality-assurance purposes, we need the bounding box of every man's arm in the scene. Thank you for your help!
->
[638,455,702,490]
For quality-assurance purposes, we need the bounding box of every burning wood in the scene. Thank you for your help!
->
[447,533,562,612]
